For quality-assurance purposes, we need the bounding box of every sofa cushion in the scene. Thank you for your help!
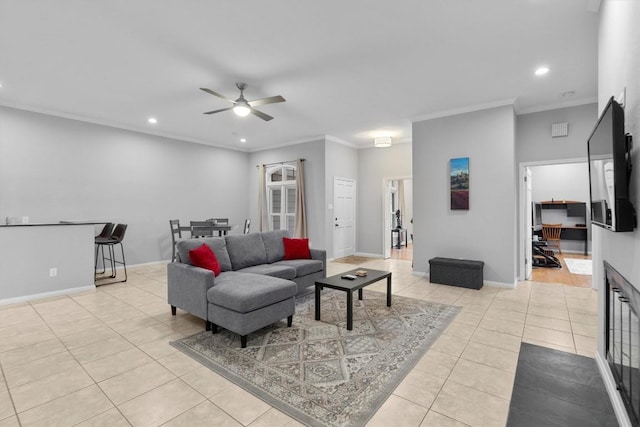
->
[261,230,289,263]
[273,259,324,277]
[208,272,296,313]
[283,237,311,260]
[189,244,221,276]
[176,237,232,272]
[237,264,296,280]
[225,233,267,270]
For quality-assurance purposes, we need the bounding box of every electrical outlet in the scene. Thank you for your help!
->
[49,268,57,277]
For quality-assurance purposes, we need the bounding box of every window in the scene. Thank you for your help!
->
[266,164,296,235]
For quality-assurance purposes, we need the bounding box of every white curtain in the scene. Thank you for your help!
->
[294,159,307,238]
[258,164,267,232]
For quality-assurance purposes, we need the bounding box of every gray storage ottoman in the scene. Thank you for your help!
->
[429,257,484,290]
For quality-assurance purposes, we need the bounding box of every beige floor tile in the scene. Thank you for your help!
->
[527,303,570,321]
[448,359,514,400]
[180,366,233,398]
[470,328,521,352]
[571,321,597,338]
[59,325,119,350]
[522,338,575,354]
[443,322,476,341]
[70,335,134,364]
[574,334,597,355]
[414,350,459,379]
[0,329,57,354]
[98,361,175,405]
[11,366,94,413]
[83,347,154,382]
[0,322,47,340]
[431,381,509,427]
[163,401,242,427]
[488,299,529,313]
[430,335,468,357]
[3,351,79,388]
[366,395,428,427]
[478,317,524,337]
[118,379,204,427]
[393,369,446,408]
[248,407,304,427]
[137,334,183,359]
[158,350,204,377]
[523,325,575,349]
[0,338,66,369]
[123,324,176,346]
[421,410,471,427]
[526,313,572,332]
[17,385,112,427]
[210,385,271,425]
[482,307,526,323]
[569,311,598,325]
[460,341,519,372]
[0,382,15,420]
[449,311,483,327]
[0,416,19,427]
[75,407,131,427]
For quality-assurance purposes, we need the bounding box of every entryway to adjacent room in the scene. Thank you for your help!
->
[521,160,593,288]
[383,177,413,261]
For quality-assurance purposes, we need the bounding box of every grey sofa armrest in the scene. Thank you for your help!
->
[167,262,215,321]
[310,248,327,275]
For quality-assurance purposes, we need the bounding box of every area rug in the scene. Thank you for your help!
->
[171,290,459,427]
[564,258,592,275]
[332,256,372,265]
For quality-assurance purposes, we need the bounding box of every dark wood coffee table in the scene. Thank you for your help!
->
[315,268,392,330]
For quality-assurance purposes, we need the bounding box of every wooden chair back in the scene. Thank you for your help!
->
[541,223,562,253]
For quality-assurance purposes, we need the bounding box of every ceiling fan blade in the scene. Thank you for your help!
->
[250,108,274,121]
[248,95,286,107]
[199,88,234,103]
[203,107,233,115]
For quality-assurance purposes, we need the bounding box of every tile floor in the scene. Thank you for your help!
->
[0,258,599,427]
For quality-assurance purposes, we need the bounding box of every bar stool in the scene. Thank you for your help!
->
[95,224,128,285]
[95,223,114,275]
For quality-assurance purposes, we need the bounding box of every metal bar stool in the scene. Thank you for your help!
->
[95,223,128,285]
[95,222,114,275]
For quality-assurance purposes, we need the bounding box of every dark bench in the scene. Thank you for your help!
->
[429,257,484,290]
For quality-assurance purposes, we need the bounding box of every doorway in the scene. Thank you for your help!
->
[383,177,412,260]
[519,159,593,288]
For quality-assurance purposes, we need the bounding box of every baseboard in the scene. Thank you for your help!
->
[0,284,96,306]
[412,271,429,278]
[354,252,384,258]
[484,279,517,289]
[596,351,632,427]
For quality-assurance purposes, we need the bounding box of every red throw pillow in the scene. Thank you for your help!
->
[189,244,221,276]
[283,237,311,260]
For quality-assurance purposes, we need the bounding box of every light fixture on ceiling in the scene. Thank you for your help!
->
[148,117,158,124]
[240,138,247,143]
[374,136,392,148]
[233,102,251,117]
[535,66,550,76]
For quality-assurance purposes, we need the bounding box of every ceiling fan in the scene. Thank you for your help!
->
[200,82,285,121]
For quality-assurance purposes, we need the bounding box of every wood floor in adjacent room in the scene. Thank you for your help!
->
[530,253,592,288]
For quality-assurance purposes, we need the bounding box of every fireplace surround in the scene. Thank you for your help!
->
[605,260,640,426]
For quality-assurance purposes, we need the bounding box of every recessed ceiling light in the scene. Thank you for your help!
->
[535,66,550,76]
[148,117,158,124]
[240,138,247,143]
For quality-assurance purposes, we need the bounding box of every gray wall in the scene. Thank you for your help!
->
[0,106,250,264]
[356,143,412,256]
[596,0,640,358]
[516,103,598,164]
[413,105,517,285]
[249,140,326,251]
[325,140,358,259]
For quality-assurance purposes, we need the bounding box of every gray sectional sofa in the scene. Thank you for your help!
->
[167,230,326,347]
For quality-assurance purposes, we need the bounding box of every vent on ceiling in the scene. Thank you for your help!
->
[551,122,569,138]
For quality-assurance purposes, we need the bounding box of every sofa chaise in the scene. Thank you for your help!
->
[167,230,326,347]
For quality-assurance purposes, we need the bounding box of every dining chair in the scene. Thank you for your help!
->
[541,223,562,254]
[209,218,229,225]
[169,219,182,262]
[243,219,251,234]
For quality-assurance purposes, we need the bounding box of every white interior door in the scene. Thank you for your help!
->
[334,178,356,259]
[525,167,533,279]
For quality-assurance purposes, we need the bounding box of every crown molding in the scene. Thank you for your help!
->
[515,97,598,115]
[410,98,516,123]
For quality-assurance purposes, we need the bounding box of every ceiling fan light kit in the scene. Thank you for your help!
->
[201,82,285,121]
[374,136,392,148]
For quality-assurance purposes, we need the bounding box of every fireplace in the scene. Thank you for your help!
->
[605,260,640,426]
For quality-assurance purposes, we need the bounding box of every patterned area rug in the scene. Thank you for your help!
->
[171,290,459,427]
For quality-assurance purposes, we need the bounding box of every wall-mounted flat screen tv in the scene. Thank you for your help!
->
[587,96,636,231]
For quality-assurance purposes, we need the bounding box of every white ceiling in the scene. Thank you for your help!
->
[0,0,599,151]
